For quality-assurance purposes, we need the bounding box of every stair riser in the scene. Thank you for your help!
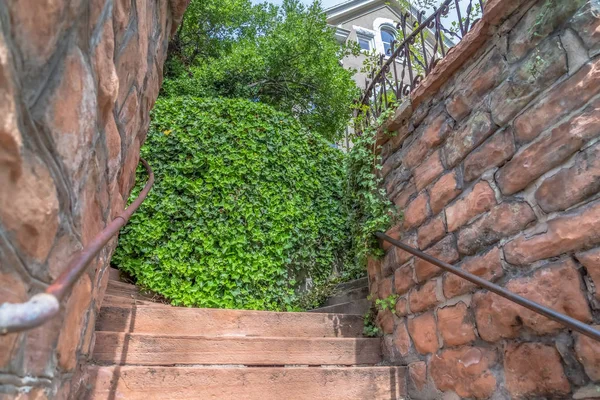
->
[96,306,364,337]
[87,366,407,400]
[93,333,382,366]
[310,299,372,315]
[324,286,370,306]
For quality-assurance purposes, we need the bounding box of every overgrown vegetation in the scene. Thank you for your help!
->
[114,98,350,310]
[116,0,400,311]
[164,0,360,141]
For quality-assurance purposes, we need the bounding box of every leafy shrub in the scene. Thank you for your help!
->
[113,97,350,311]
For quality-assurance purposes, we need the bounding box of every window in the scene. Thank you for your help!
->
[380,27,396,56]
[358,37,371,51]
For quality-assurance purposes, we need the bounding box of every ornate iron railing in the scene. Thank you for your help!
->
[376,232,600,342]
[356,0,484,128]
[0,159,154,334]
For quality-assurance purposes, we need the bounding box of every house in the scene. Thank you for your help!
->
[325,0,453,89]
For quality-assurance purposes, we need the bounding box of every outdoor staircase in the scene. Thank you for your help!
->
[310,277,372,315]
[87,269,406,399]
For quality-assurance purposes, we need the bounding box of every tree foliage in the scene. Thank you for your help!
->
[163,0,359,141]
[113,97,350,311]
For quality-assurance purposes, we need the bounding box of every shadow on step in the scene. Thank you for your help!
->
[105,303,137,400]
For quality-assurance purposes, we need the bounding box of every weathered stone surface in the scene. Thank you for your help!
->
[463,127,515,182]
[498,95,600,195]
[561,28,589,74]
[393,319,412,357]
[368,257,382,283]
[408,361,427,392]
[507,0,585,63]
[429,346,497,399]
[443,112,497,169]
[409,279,438,313]
[573,384,600,399]
[47,233,83,280]
[576,247,600,300]
[515,58,600,144]
[535,142,600,213]
[504,342,571,398]
[446,181,496,232]
[407,312,439,354]
[377,309,395,335]
[382,224,403,252]
[402,114,453,170]
[45,47,97,188]
[473,259,592,341]
[457,201,535,255]
[446,49,508,122]
[436,302,476,347]
[572,0,600,57]
[0,158,60,262]
[385,234,417,268]
[56,274,92,370]
[395,296,408,317]
[411,20,492,109]
[505,199,600,265]
[393,181,416,209]
[93,15,119,127]
[443,247,503,299]
[413,151,445,191]
[414,235,459,283]
[490,37,568,126]
[378,276,393,300]
[394,262,415,296]
[417,214,446,250]
[403,192,431,230]
[429,170,462,215]
[381,151,403,179]
[0,263,28,370]
[385,166,411,199]
[575,325,600,381]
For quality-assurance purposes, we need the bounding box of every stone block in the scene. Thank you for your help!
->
[413,151,445,191]
[429,170,462,215]
[417,214,446,250]
[407,312,439,355]
[429,346,497,399]
[463,127,515,182]
[409,279,438,313]
[367,257,382,283]
[443,112,497,169]
[403,192,431,230]
[514,57,600,144]
[535,141,600,213]
[574,325,600,381]
[443,246,503,299]
[445,181,496,232]
[571,0,600,57]
[436,302,476,347]
[473,259,592,341]
[457,201,535,255]
[394,262,415,296]
[490,37,568,126]
[408,361,427,392]
[505,199,600,265]
[377,309,395,335]
[393,181,416,209]
[393,319,412,357]
[395,296,408,317]
[378,276,394,300]
[576,247,600,300]
[414,235,459,283]
[504,342,570,398]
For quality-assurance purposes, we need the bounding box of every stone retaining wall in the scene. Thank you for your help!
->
[370,0,600,398]
[0,0,187,398]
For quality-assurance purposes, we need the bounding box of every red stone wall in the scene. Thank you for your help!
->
[0,0,187,398]
[370,0,600,398]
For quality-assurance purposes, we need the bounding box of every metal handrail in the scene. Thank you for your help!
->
[0,159,154,334]
[375,232,600,342]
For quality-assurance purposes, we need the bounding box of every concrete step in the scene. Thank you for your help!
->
[93,333,382,366]
[87,366,407,400]
[96,305,364,337]
[335,277,369,292]
[324,285,370,306]
[310,299,372,315]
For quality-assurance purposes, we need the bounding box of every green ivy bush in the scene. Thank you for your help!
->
[113,97,350,311]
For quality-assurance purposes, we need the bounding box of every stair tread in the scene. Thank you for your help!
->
[324,285,370,306]
[335,277,369,292]
[310,299,371,315]
[87,365,407,400]
[96,304,364,337]
[93,332,382,366]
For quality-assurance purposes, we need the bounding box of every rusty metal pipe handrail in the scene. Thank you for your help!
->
[375,232,600,342]
[0,159,154,334]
